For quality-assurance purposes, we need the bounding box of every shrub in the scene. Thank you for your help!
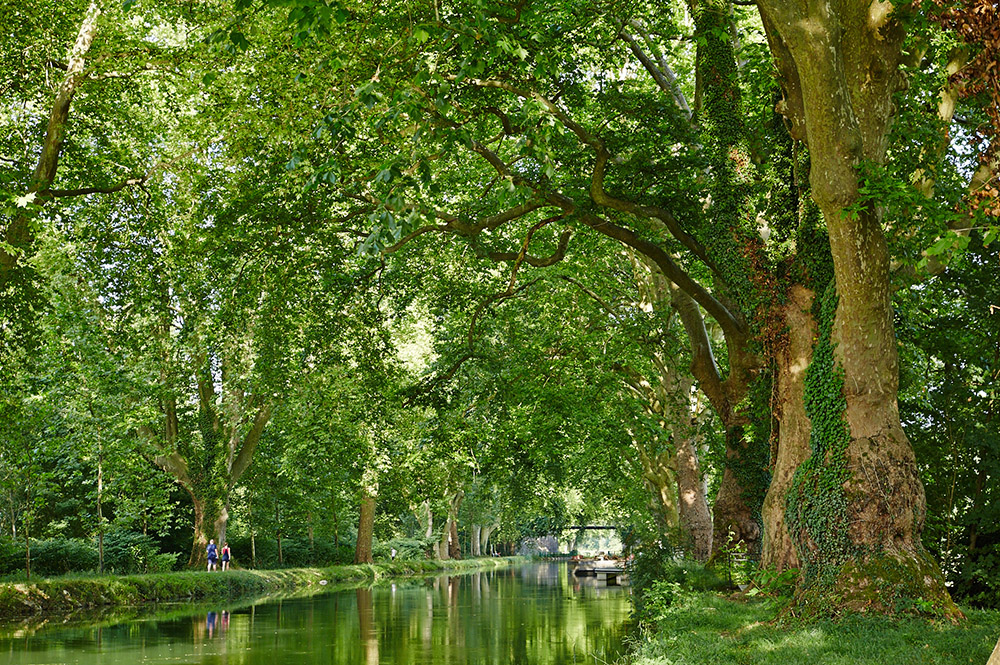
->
[103,530,178,574]
[628,534,727,624]
[375,537,434,561]
[31,539,99,575]
[0,538,22,575]
[952,545,1000,608]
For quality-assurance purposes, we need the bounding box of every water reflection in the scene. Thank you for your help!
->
[0,563,631,664]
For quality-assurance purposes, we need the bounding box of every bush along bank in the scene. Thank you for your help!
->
[0,556,520,620]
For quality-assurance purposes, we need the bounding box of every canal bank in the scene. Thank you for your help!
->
[0,556,521,621]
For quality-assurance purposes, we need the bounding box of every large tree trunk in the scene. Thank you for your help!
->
[762,285,816,571]
[481,524,497,555]
[413,499,433,539]
[711,430,762,557]
[188,493,209,568]
[625,253,714,558]
[757,0,957,615]
[448,519,461,560]
[676,436,713,561]
[471,525,482,557]
[437,528,450,560]
[354,488,376,564]
[987,637,1000,665]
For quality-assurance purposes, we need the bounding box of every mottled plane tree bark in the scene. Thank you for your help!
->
[755,0,958,614]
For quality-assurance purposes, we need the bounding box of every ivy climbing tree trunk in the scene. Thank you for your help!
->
[757,0,958,615]
[680,0,773,560]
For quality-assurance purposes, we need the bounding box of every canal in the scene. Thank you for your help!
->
[1,562,632,664]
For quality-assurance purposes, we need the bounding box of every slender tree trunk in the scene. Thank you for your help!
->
[307,511,314,563]
[354,489,376,564]
[249,497,256,568]
[8,492,16,539]
[762,285,815,571]
[24,516,30,581]
[275,500,283,566]
[471,525,482,557]
[97,441,104,574]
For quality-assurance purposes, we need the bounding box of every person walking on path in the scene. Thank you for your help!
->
[206,539,218,571]
[221,542,231,571]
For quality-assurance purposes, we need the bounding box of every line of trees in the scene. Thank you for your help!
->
[1,0,998,617]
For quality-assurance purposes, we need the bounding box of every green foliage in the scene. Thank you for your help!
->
[0,539,99,577]
[897,233,1000,607]
[102,531,178,575]
[374,537,436,561]
[628,534,727,623]
[745,566,799,600]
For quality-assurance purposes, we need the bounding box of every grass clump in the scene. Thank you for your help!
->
[628,588,999,665]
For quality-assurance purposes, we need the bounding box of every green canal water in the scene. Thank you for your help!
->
[0,563,632,664]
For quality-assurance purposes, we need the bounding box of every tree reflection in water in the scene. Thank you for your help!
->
[0,563,631,665]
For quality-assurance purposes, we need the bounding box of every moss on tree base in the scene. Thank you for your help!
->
[789,551,963,621]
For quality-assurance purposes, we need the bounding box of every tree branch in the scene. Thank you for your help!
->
[620,25,692,117]
[468,139,748,342]
[485,227,572,266]
[228,401,274,488]
[44,140,213,199]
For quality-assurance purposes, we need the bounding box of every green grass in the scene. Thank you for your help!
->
[0,556,520,621]
[628,591,999,665]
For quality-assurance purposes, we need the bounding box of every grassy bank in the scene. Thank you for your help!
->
[0,556,520,621]
[629,591,1000,665]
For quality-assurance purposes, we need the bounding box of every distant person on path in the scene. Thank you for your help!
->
[221,542,231,571]
[390,547,397,561]
[207,539,218,571]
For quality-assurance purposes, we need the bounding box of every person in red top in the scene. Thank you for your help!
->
[221,542,231,571]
